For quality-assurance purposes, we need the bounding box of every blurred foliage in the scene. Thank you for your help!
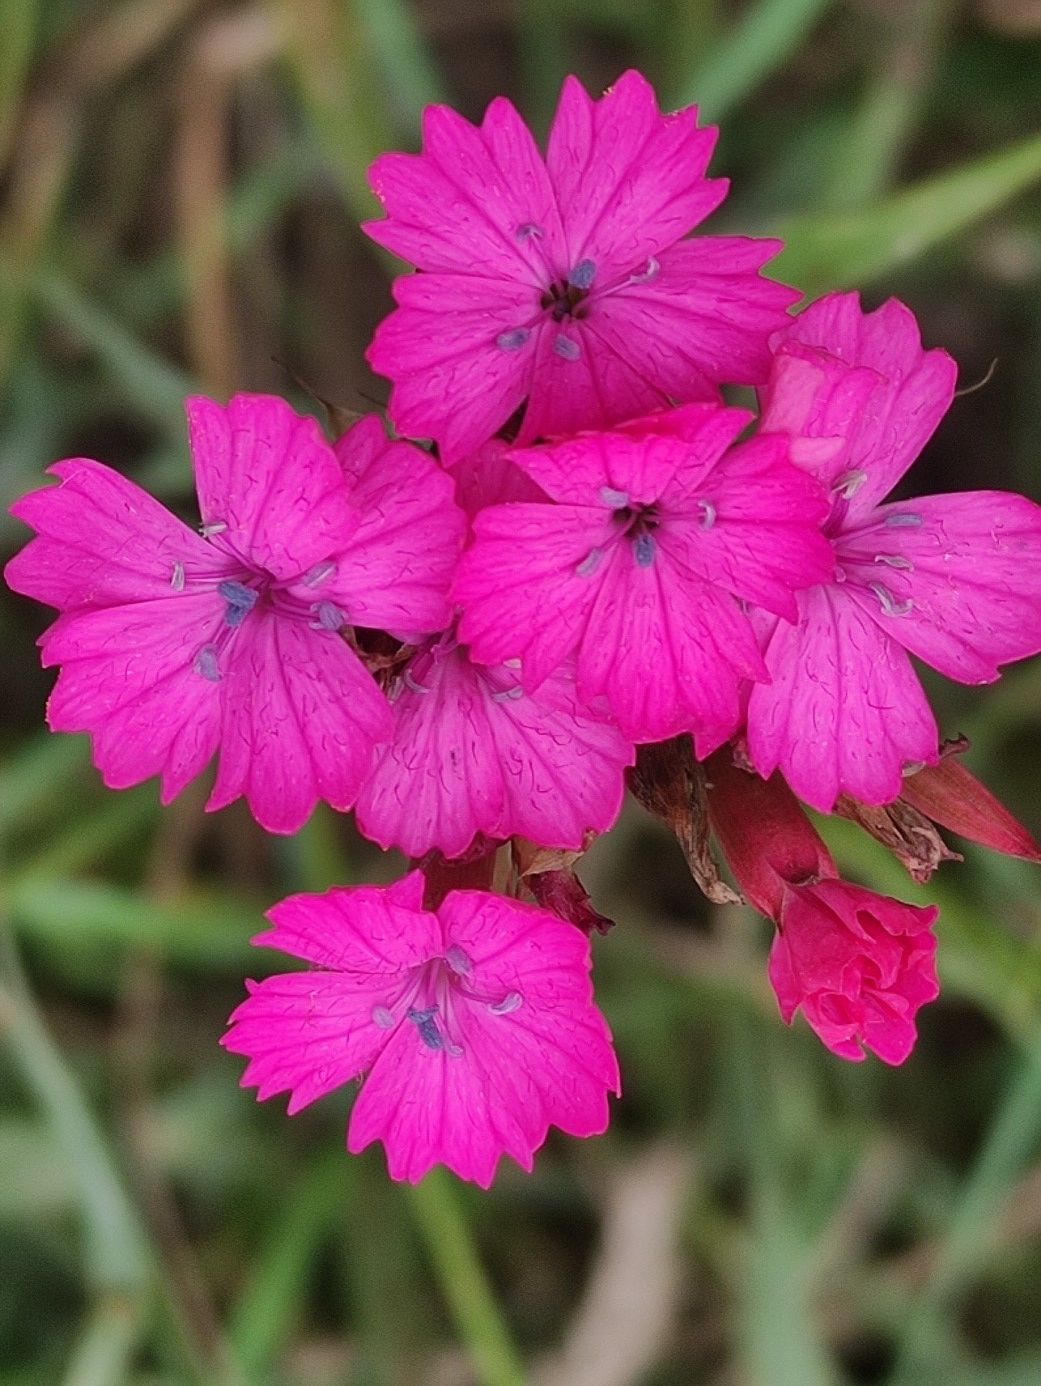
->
[3,1,1041,1383]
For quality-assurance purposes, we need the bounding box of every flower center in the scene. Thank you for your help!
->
[370,946,522,1059]
[178,533,346,683]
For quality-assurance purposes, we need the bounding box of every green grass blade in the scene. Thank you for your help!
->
[0,0,40,167]
[351,0,448,137]
[408,1168,526,1386]
[773,127,1041,295]
[672,0,835,123]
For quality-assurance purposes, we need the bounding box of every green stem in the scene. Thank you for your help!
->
[0,924,149,1291]
[407,1167,527,1386]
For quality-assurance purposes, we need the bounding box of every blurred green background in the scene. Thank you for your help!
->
[4,1,1041,1383]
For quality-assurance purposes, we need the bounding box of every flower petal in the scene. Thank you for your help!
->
[747,585,939,811]
[6,458,216,610]
[545,70,723,278]
[187,394,358,580]
[839,491,1041,683]
[40,596,224,802]
[208,611,391,833]
[326,416,466,635]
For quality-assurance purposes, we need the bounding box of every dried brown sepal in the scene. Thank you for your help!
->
[510,836,613,934]
[526,869,615,935]
[833,794,962,883]
[899,752,1041,862]
[628,737,741,905]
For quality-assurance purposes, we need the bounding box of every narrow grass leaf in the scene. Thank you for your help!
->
[773,127,1041,295]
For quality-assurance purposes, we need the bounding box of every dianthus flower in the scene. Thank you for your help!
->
[222,871,620,1187]
[454,402,834,750]
[706,748,939,1063]
[365,69,798,461]
[356,442,632,858]
[747,291,1041,811]
[5,397,465,832]
[769,878,939,1064]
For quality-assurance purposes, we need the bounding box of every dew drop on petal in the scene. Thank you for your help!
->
[170,561,185,592]
[199,520,227,538]
[885,511,923,528]
[372,1005,396,1029]
[873,553,914,570]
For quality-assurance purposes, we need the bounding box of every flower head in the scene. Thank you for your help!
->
[454,403,833,750]
[748,291,1041,811]
[5,395,465,833]
[222,871,620,1187]
[769,879,939,1064]
[365,69,798,460]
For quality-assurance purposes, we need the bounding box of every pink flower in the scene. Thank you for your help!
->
[748,291,1041,811]
[769,879,939,1064]
[705,749,940,1064]
[365,69,799,461]
[454,403,834,750]
[5,396,465,833]
[222,871,620,1187]
[355,628,633,859]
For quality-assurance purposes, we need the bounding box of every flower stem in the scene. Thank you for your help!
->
[407,1167,526,1386]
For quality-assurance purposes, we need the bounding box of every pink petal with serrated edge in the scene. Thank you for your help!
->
[454,502,609,684]
[327,416,465,635]
[766,292,958,517]
[838,491,1041,683]
[41,597,224,802]
[747,585,939,811]
[592,237,799,393]
[207,612,391,834]
[356,644,631,858]
[6,459,217,611]
[223,879,440,1113]
[575,542,763,749]
[367,277,536,463]
[365,99,566,277]
[187,394,359,581]
[545,70,723,276]
[347,889,617,1186]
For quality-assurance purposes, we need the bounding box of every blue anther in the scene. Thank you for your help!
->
[407,1006,445,1051]
[633,533,656,567]
[599,486,629,509]
[885,511,923,528]
[218,580,258,628]
[312,601,345,631]
[568,258,596,290]
[576,547,604,578]
[554,334,581,361]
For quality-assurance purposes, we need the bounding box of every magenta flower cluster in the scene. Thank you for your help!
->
[8,71,1041,1186]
